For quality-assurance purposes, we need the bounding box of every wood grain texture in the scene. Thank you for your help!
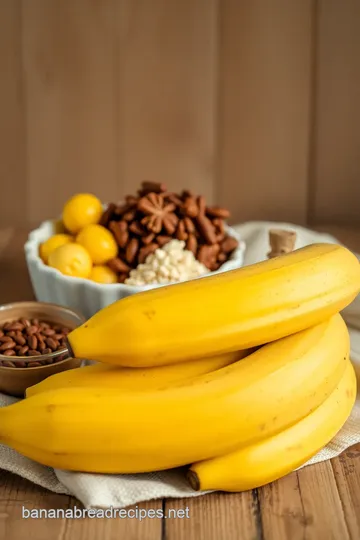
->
[0,471,73,540]
[118,0,217,203]
[0,229,34,304]
[2,0,360,227]
[164,492,259,540]
[259,472,306,540]
[22,0,119,226]
[218,0,313,225]
[311,0,360,225]
[0,0,26,227]
[260,463,350,540]
[331,447,360,540]
[0,228,13,258]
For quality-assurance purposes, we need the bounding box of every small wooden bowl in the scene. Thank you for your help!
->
[0,301,85,397]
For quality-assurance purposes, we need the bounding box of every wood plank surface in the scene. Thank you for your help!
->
[164,492,259,540]
[258,472,305,540]
[22,0,119,226]
[2,0,360,227]
[218,0,313,225]
[331,448,360,540]
[0,229,34,303]
[0,471,73,540]
[118,0,217,203]
[260,462,351,540]
[17,0,218,226]
[0,0,26,228]
[311,0,360,225]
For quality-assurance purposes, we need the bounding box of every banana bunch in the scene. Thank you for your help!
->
[0,243,359,492]
[26,349,249,397]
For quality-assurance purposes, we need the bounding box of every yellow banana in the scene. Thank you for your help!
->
[188,360,356,492]
[0,315,349,473]
[66,243,360,367]
[26,350,249,397]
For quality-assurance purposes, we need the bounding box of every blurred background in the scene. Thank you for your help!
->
[1,0,359,229]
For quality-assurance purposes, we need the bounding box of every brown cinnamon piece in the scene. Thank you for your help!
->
[186,234,198,255]
[157,235,172,247]
[181,190,194,198]
[183,217,196,234]
[107,257,131,274]
[125,238,140,264]
[220,236,239,254]
[117,273,128,283]
[141,233,156,245]
[197,244,220,269]
[138,243,159,264]
[206,207,230,219]
[118,274,128,283]
[196,214,217,245]
[163,192,183,207]
[176,220,188,241]
[109,221,129,248]
[213,217,225,242]
[181,196,199,218]
[125,195,139,206]
[138,181,167,196]
[114,203,132,216]
[122,209,137,222]
[99,203,116,227]
[197,195,206,215]
[267,229,297,259]
[129,221,146,236]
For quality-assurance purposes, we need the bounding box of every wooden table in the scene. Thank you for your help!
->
[0,225,359,540]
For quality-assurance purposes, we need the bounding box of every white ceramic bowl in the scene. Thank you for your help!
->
[25,220,246,319]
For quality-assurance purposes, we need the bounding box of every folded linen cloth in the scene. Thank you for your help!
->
[0,221,359,508]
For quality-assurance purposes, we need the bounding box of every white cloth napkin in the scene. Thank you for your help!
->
[0,221,359,508]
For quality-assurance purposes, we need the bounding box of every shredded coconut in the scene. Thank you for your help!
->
[125,240,209,286]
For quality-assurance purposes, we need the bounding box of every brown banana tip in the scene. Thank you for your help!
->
[187,469,201,491]
[65,337,75,359]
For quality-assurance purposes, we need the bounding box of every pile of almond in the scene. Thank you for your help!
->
[101,182,239,282]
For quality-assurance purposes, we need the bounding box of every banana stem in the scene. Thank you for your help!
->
[187,469,201,491]
[65,337,75,359]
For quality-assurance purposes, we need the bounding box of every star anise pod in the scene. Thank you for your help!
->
[137,193,178,234]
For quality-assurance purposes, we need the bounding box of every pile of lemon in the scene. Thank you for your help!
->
[39,194,119,284]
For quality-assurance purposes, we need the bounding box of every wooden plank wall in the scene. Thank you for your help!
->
[0,0,359,228]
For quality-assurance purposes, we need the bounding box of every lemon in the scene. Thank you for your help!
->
[39,234,73,264]
[76,224,118,265]
[89,265,118,284]
[62,193,103,234]
[48,243,92,278]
